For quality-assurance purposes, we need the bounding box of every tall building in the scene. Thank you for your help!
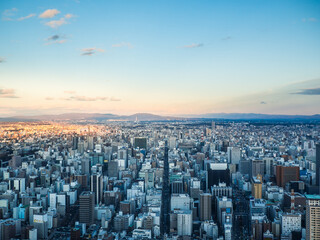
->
[134,137,147,149]
[79,192,95,226]
[207,163,230,189]
[251,160,265,177]
[227,147,241,165]
[90,174,104,204]
[281,213,302,237]
[252,175,263,199]
[316,144,320,188]
[160,141,170,236]
[108,161,118,178]
[200,193,212,221]
[276,166,300,187]
[177,210,193,236]
[306,195,320,240]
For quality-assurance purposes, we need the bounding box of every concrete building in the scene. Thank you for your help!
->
[306,194,320,240]
[177,210,193,236]
[79,191,95,226]
[200,193,212,221]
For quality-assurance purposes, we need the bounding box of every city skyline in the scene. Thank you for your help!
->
[1,0,320,116]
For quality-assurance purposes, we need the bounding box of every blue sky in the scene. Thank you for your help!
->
[0,0,319,116]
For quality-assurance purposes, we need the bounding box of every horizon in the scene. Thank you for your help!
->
[2,111,320,119]
[1,0,320,116]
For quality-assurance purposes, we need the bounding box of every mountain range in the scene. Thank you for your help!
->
[0,112,320,122]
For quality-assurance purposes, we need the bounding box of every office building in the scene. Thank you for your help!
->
[306,195,320,240]
[79,192,95,226]
[276,166,300,187]
[200,193,212,221]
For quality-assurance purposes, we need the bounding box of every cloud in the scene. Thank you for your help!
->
[45,97,54,100]
[112,42,133,49]
[110,97,121,102]
[260,101,267,104]
[45,35,67,45]
[302,17,317,22]
[39,9,60,19]
[64,90,76,94]
[81,48,105,56]
[18,13,35,21]
[65,96,108,101]
[182,43,204,48]
[2,8,18,21]
[64,14,74,19]
[291,88,320,95]
[0,57,5,63]
[0,88,19,98]
[45,18,67,28]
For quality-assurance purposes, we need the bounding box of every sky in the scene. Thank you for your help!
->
[0,0,320,116]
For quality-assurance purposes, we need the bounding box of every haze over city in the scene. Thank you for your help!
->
[1,0,320,117]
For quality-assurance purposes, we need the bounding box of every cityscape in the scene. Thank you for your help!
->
[0,118,319,239]
[1,0,320,239]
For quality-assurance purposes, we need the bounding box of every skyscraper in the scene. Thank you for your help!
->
[160,141,170,236]
[276,166,300,187]
[79,192,95,226]
[90,174,104,204]
[200,193,212,221]
[316,144,320,188]
[306,195,320,240]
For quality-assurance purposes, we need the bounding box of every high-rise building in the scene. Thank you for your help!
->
[0,219,16,240]
[200,193,212,221]
[160,141,170,236]
[281,213,302,237]
[316,144,320,188]
[108,161,118,178]
[79,192,95,226]
[251,160,265,177]
[134,137,147,149]
[169,137,176,150]
[227,147,241,165]
[90,174,104,204]
[252,175,263,199]
[72,136,79,150]
[276,166,300,187]
[207,163,230,189]
[306,195,320,240]
[177,210,193,236]
[171,194,191,211]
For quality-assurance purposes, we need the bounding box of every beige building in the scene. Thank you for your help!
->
[306,195,320,240]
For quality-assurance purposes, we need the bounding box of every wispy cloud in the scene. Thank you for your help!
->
[39,9,60,19]
[291,87,320,95]
[81,48,105,56]
[112,42,133,49]
[2,8,18,21]
[222,36,232,41]
[45,18,67,28]
[45,35,67,45]
[302,17,317,22]
[0,57,5,63]
[45,97,54,100]
[0,89,19,98]
[64,90,76,94]
[182,43,204,48]
[64,96,108,101]
[64,14,74,19]
[110,97,121,102]
[18,13,35,21]
[260,101,267,104]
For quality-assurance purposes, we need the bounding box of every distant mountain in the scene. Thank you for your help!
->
[180,113,320,120]
[0,112,319,122]
[0,113,183,122]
